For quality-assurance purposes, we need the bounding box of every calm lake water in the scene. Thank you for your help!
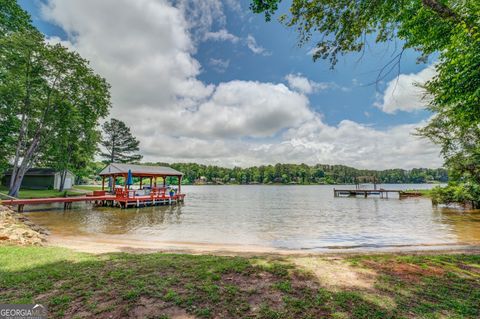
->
[24,185,480,251]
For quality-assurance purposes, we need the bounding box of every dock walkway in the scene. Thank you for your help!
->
[1,193,185,212]
[333,189,418,199]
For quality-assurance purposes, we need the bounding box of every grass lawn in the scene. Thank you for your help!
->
[0,186,82,199]
[73,185,103,191]
[0,246,479,318]
[403,189,432,197]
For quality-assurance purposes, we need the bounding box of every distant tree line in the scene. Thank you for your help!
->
[143,163,448,185]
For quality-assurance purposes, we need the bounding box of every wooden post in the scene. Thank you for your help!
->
[139,177,143,189]
[178,176,181,194]
[124,174,128,191]
[102,176,105,191]
[112,176,116,190]
[163,177,166,188]
[150,177,153,189]
[154,177,157,188]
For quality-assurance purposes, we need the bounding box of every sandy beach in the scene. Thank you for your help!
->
[46,233,480,257]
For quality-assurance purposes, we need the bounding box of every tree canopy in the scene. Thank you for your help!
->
[0,0,35,174]
[0,0,33,36]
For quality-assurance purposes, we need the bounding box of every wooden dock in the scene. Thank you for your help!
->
[333,188,415,199]
[1,192,185,212]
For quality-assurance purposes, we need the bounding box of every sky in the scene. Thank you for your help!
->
[19,0,443,169]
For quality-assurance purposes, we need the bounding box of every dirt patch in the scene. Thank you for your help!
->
[130,297,195,319]
[222,271,284,313]
[0,205,47,245]
[290,257,378,290]
[363,260,445,282]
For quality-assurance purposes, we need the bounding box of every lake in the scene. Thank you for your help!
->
[23,185,480,251]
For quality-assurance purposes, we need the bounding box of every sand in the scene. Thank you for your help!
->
[46,233,480,257]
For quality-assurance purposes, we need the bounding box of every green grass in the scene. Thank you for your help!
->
[403,189,432,197]
[0,186,81,199]
[0,246,479,318]
[73,185,103,191]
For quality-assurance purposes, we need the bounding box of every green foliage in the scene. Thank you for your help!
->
[38,43,111,190]
[251,1,478,66]
[0,29,111,195]
[0,0,35,173]
[100,118,142,164]
[430,182,480,208]
[0,0,33,36]
[145,162,447,185]
[418,18,480,191]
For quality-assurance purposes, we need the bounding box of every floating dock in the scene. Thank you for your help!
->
[334,188,420,199]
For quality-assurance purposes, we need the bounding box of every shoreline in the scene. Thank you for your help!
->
[46,234,480,256]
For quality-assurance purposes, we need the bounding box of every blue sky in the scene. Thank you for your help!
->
[19,0,442,169]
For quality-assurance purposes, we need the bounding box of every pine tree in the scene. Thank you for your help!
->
[100,118,142,163]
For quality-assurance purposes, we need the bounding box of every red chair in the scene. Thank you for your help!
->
[115,188,127,199]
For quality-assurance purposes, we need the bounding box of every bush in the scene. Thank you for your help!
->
[431,182,480,209]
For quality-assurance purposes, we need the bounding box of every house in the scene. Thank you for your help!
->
[2,168,75,190]
[194,176,208,185]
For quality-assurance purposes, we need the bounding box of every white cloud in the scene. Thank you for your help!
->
[209,58,230,73]
[246,34,271,56]
[134,115,442,169]
[375,66,436,114]
[204,29,239,43]
[175,0,226,42]
[42,0,213,111]
[224,0,242,13]
[285,73,334,94]
[40,0,442,169]
[273,117,442,169]
[169,81,313,139]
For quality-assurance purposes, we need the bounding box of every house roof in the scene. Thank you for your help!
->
[3,168,59,176]
[99,163,183,177]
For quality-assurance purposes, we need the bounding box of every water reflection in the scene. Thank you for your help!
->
[24,185,480,250]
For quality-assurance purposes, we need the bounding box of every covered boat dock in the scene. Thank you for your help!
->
[1,163,186,211]
[98,163,185,208]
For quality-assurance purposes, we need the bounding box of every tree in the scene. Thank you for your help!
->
[100,118,142,163]
[0,0,35,173]
[251,0,479,203]
[0,29,111,197]
[42,84,110,191]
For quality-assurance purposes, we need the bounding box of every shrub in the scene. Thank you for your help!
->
[431,182,480,209]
